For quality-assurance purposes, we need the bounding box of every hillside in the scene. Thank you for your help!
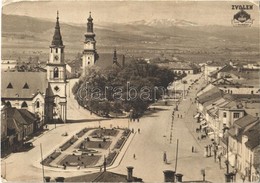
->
[2,14,259,63]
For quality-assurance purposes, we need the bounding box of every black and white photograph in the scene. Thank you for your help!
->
[1,0,260,182]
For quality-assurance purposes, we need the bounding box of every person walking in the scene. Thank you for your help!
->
[218,154,222,168]
[133,154,136,159]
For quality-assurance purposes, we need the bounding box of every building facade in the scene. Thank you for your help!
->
[82,12,99,76]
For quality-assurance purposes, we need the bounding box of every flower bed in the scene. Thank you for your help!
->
[59,154,101,167]
[114,137,126,149]
[90,128,119,137]
[60,136,78,151]
[106,151,117,166]
[42,151,61,166]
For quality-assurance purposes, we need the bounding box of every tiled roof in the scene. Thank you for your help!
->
[159,61,199,70]
[1,72,48,99]
[244,122,260,149]
[6,107,36,134]
[197,87,222,104]
[234,114,258,128]
[65,171,142,182]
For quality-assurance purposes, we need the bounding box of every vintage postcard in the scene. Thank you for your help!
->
[1,0,259,182]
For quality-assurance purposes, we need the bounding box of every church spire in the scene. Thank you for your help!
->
[51,11,63,47]
[87,11,94,33]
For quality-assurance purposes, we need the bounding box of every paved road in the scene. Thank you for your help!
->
[2,74,227,182]
[112,73,226,182]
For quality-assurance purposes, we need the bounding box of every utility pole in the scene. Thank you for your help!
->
[175,139,179,172]
[40,143,45,182]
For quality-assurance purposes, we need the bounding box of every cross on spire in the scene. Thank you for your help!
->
[57,11,59,20]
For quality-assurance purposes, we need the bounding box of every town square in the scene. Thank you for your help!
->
[1,1,260,182]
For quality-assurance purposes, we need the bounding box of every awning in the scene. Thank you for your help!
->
[194,113,201,118]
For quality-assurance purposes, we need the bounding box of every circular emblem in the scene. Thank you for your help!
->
[54,55,59,61]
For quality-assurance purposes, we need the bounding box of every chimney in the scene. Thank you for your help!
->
[127,166,134,182]
[44,176,51,182]
[55,177,65,182]
[122,55,125,68]
[175,174,183,182]
[163,170,175,182]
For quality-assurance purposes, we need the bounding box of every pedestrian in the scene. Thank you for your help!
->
[218,155,221,168]
[77,165,80,170]
[209,145,212,157]
[181,115,182,118]
[214,149,217,162]
[192,146,194,153]
[178,114,179,118]
[137,118,139,122]
[133,154,136,159]
[206,145,209,157]
[138,128,140,134]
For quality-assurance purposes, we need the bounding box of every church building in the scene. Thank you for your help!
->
[1,12,67,124]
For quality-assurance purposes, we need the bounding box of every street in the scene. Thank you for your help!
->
[2,74,227,182]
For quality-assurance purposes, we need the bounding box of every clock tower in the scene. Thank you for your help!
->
[82,12,99,76]
[46,11,67,123]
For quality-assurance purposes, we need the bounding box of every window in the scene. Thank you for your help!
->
[21,101,28,108]
[233,112,240,118]
[36,101,40,108]
[51,48,52,53]
[7,83,13,89]
[223,112,227,118]
[54,67,59,78]
[23,82,29,89]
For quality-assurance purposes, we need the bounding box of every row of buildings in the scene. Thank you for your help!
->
[196,62,260,182]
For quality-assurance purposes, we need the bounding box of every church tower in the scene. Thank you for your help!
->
[82,12,98,76]
[46,11,67,123]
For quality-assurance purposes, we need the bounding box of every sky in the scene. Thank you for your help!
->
[2,0,260,26]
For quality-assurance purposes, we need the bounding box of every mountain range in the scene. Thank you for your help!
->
[2,14,259,62]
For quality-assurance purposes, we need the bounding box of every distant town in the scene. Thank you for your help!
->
[1,2,260,183]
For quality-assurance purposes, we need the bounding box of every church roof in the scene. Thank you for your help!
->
[51,11,64,47]
[1,72,48,99]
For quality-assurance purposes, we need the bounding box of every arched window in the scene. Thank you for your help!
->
[54,67,59,78]
[6,101,12,107]
[36,101,40,108]
[21,101,28,108]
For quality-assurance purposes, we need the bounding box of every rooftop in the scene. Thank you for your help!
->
[1,72,48,99]
[65,171,142,182]
[197,86,222,104]
[244,122,260,149]
[234,114,258,129]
